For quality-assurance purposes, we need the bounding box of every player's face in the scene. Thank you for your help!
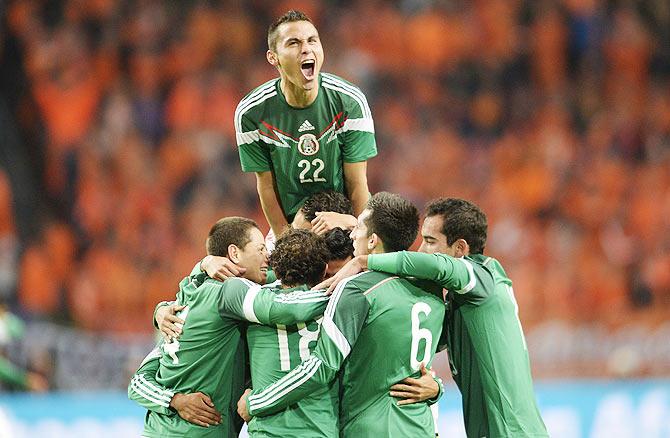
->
[271,20,323,92]
[418,215,452,255]
[291,209,311,230]
[237,227,269,284]
[350,209,372,257]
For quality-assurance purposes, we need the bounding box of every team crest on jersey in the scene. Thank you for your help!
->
[297,133,320,156]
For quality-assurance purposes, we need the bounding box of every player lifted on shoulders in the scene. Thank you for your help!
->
[235,10,377,237]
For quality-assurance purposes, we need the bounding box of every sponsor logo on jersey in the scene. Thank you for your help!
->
[297,133,320,156]
[298,120,315,132]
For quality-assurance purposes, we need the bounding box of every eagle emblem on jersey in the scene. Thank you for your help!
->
[297,133,320,156]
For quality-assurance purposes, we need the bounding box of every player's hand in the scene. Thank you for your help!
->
[314,255,368,294]
[390,363,439,405]
[201,255,245,281]
[237,388,252,422]
[157,304,185,341]
[170,392,221,427]
[26,371,48,392]
[311,212,357,235]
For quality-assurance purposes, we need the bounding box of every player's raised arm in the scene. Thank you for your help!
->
[343,161,371,216]
[219,278,329,326]
[368,251,492,294]
[242,281,368,418]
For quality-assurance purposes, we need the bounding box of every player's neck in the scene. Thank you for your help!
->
[280,78,318,108]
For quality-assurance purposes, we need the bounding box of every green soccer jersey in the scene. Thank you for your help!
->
[129,274,329,438]
[247,271,445,438]
[235,73,377,221]
[246,285,338,438]
[368,251,549,438]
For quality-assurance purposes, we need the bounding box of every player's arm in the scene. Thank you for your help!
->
[255,171,289,236]
[368,251,477,294]
[220,279,330,326]
[128,346,222,426]
[0,356,47,391]
[343,161,370,216]
[242,283,368,418]
[128,347,176,416]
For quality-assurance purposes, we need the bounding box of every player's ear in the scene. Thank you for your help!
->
[266,50,279,68]
[367,233,379,252]
[454,239,469,258]
[228,244,241,263]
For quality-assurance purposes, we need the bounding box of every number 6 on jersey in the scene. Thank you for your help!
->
[410,302,433,371]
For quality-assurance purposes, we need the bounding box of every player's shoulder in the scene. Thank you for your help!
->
[216,276,260,293]
[320,72,367,97]
[235,78,280,113]
[339,270,395,293]
[320,72,362,89]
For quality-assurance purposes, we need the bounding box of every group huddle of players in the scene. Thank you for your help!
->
[128,10,550,438]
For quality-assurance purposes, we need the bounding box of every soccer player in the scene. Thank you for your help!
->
[245,229,337,437]
[128,217,330,437]
[238,192,446,437]
[322,198,549,438]
[235,10,377,237]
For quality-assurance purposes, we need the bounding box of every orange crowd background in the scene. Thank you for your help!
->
[0,0,668,353]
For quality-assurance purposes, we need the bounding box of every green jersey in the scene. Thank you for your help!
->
[368,251,549,438]
[235,73,377,221]
[247,285,338,438]
[129,274,329,438]
[247,271,445,438]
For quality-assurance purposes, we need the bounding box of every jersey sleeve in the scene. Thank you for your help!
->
[246,280,369,417]
[220,279,330,325]
[236,109,272,172]
[338,82,377,163]
[368,251,482,295]
[128,346,176,416]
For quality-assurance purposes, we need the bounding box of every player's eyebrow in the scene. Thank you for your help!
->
[422,234,437,242]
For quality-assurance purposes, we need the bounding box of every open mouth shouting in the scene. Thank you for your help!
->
[300,59,316,80]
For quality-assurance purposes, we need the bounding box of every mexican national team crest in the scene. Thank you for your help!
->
[298,133,320,156]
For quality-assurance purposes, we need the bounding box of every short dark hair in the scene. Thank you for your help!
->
[324,227,354,261]
[206,217,259,257]
[299,191,353,223]
[364,192,419,253]
[270,229,329,287]
[268,10,313,51]
[425,198,487,254]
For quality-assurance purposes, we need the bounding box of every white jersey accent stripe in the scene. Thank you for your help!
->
[321,74,372,118]
[137,374,174,400]
[322,82,371,121]
[455,258,476,294]
[321,314,351,358]
[325,271,368,319]
[235,89,278,135]
[139,347,161,368]
[243,284,262,323]
[234,84,275,131]
[234,80,276,126]
[342,117,375,133]
[248,356,321,409]
[236,130,260,145]
[131,380,169,407]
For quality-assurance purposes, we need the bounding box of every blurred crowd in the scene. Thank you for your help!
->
[0,0,669,354]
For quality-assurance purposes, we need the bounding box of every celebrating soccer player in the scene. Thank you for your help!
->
[235,10,377,238]
[321,198,549,437]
